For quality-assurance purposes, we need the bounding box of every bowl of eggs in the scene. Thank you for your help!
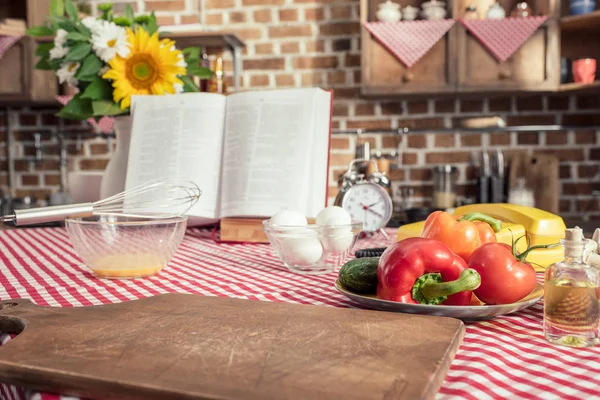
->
[263,206,362,275]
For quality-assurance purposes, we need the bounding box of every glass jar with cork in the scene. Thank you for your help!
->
[432,165,458,210]
[544,227,600,347]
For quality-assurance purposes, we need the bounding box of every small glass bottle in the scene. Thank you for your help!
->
[544,227,600,347]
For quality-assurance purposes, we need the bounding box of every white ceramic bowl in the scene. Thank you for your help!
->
[263,221,362,275]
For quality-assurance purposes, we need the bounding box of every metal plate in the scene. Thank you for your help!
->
[335,280,544,321]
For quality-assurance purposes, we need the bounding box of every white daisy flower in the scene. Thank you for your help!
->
[174,82,184,94]
[176,54,187,68]
[49,44,69,60]
[54,29,68,47]
[56,61,80,87]
[81,16,100,32]
[91,21,130,62]
[49,29,70,60]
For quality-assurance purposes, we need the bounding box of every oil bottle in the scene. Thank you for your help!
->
[544,227,600,347]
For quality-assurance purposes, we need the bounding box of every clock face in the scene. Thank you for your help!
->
[340,183,392,232]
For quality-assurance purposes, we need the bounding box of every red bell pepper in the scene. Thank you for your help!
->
[421,211,502,263]
[377,237,481,305]
[467,237,550,305]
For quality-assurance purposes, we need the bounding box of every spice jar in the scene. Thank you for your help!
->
[464,4,479,19]
[511,1,533,17]
[486,2,506,18]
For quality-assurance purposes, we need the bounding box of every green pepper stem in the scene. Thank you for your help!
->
[420,269,481,300]
[511,231,559,262]
[458,212,502,233]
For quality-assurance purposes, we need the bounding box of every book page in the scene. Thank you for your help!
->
[125,93,227,221]
[220,88,331,218]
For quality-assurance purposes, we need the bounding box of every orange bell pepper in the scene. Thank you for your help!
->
[421,211,502,262]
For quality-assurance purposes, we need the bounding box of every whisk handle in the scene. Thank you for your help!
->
[6,203,94,226]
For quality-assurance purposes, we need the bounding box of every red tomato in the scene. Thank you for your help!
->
[467,242,537,305]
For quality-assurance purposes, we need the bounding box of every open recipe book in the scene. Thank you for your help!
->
[125,88,334,227]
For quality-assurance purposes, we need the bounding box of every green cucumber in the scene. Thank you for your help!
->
[338,257,379,294]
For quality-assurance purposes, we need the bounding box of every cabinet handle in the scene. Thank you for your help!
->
[498,70,512,80]
[402,72,414,83]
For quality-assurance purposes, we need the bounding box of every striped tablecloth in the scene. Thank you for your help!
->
[0,227,599,400]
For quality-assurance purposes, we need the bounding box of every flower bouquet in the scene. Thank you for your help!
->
[27,0,213,120]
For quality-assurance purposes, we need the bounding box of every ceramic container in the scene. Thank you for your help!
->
[486,2,506,18]
[463,4,479,19]
[570,0,596,15]
[376,0,402,22]
[560,57,572,84]
[511,1,533,17]
[572,58,597,84]
[421,1,447,19]
[403,5,419,20]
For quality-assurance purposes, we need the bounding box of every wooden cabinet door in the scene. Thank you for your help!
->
[0,38,29,97]
[457,21,559,92]
[361,28,457,97]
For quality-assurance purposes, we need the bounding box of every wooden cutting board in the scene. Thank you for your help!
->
[508,153,559,214]
[0,295,464,400]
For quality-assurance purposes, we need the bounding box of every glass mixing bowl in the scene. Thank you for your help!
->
[65,214,187,279]
[263,220,363,275]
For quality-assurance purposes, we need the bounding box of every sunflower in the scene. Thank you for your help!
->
[103,28,186,110]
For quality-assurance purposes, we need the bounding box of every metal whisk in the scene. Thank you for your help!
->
[1,180,202,226]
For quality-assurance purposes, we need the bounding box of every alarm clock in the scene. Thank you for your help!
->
[334,159,393,237]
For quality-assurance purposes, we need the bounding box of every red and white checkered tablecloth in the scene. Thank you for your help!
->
[0,227,600,400]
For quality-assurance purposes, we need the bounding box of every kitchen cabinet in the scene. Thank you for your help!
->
[360,0,561,97]
[0,0,58,103]
[360,0,457,96]
[456,0,559,92]
[456,21,559,92]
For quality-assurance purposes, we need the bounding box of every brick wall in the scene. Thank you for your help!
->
[2,0,599,221]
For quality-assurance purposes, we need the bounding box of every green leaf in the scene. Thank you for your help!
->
[92,100,127,116]
[35,42,54,56]
[75,21,92,36]
[182,47,200,63]
[57,93,94,120]
[66,31,89,42]
[146,11,158,35]
[186,66,214,79]
[57,18,76,31]
[35,57,54,70]
[65,0,78,20]
[81,76,113,100]
[26,25,55,37]
[64,42,91,61]
[50,0,65,17]
[76,53,103,81]
[180,76,200,93]
[124,4,135,22]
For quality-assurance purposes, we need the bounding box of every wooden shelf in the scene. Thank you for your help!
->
[561,11,600,33]
[559,81,600,92]
[159,31,245,49]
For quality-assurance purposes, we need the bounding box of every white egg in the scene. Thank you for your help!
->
[283,237,323,266]
[270,210,307,226]
[320,223,355,256]
[316,206,351,226]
